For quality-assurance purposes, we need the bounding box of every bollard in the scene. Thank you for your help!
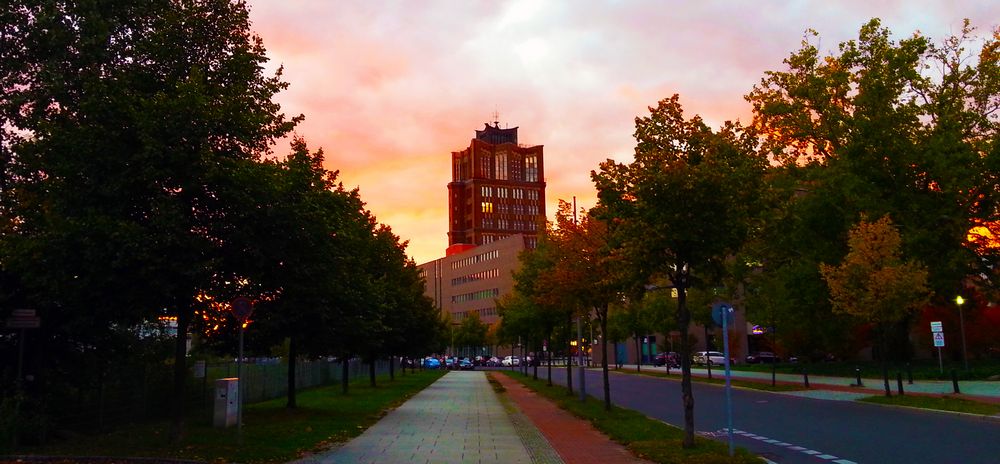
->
[855,367,863,387]
[897,372,904,396]
[906,363,913,385]
[803,368,810,388]
[951,369,961,394]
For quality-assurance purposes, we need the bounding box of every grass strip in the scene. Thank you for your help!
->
[613,368,805,392]
[858,394,1000,416]
[498,371,763,464]
[20,369,446,463]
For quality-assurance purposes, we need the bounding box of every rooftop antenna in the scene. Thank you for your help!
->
[492,107,500,128]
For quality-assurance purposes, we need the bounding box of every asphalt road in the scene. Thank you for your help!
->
[513,366,1000,464]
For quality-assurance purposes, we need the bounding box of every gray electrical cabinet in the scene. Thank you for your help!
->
[214,377,239,428]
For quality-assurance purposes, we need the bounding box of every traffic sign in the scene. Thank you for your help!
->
[231,297,253,322]
[930,321,943,332]
[6,308,40,329]
[933,332,945,347]
[712,302,735,327]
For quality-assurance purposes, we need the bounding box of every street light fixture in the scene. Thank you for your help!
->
[956,295,968,370]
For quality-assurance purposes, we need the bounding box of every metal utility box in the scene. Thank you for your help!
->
[214,377,239,428]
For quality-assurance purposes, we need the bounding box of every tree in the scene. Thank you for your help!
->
[593,95,768,447]
[509,222,571,388]
[1,0,300,441]
[746,18,999,309]
[820,215,931,394]
[454,311,488,357]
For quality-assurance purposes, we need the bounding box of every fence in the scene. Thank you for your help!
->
[12,358,392,444]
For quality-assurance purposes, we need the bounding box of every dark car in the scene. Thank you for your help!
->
[459,359,474,370]
[654,352,680,367]
[745,351,780,364]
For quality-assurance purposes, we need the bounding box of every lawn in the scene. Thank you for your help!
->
[858,394,1000,416]
[613,367,805,392]
[496,371,764,464]
[15,369,445,463]
[730,359,1000,381]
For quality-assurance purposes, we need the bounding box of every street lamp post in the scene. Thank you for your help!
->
[956,295,968,371]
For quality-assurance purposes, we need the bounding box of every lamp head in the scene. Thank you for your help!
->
[955,295,965,306]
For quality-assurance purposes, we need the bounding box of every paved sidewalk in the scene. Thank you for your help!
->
[492,372,654,464]
[292,370,560,464]
[613,364,1000,402]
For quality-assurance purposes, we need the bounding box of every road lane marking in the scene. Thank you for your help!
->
[730,429,856,463]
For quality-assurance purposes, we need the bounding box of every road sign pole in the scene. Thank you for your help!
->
[722,307,734,457]
[17,328,26,392]
[237,324,244,444]
[937,347,943,374]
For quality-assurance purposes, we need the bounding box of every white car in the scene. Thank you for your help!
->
[693,351,730,366]
[502,355,521,366]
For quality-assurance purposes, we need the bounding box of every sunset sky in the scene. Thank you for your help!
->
[245,1,998,264]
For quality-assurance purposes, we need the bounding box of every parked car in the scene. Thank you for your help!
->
[423,357,441,369]
[502,355,521,366]
[654,352,680,367]
[693,351,732,366]
[745,351,780,364]
[459,359,474,370]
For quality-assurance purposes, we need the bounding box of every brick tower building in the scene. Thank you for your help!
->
[447,122,546,256]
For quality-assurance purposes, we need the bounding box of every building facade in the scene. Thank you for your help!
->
[418,233,527,326]
[447,123,546,255]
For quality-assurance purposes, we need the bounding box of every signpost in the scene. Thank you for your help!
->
[231,297,253,444]
[931,321,944,373]
[5,309,41,393]
[712,302,736,457]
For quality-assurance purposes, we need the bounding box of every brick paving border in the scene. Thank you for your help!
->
[491,372,654,464]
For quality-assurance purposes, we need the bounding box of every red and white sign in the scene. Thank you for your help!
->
[5,308,40,329]
[231,297,253,322]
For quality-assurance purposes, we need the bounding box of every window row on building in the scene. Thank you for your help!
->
[451,288,500,303]
[481,218,539,231]
[451,268,500,286]
[451,306,500,321]
[480,202,541,216]
[480,186,540,200]
[451,249,501,270]
[480,201,539,215]
[475,151,539,183]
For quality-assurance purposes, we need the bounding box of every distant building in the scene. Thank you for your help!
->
[419,121,547,329]
[447,122,546,255]
[418,233,526,326]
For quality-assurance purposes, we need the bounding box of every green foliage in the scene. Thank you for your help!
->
[593,94,768,446]
[0,0,445,442]
[454,311,488,350]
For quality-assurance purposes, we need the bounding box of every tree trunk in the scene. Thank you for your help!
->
[389,356,395,381]
[532,341,538,380]
[880,326,891,397]
[286,336,297,408]
[635,333,641,372]
[600,306,611,411]
[676,270,696,449]
[341,357,349,394]
[547,339,553,387]
[169,304,191,443]
[566,316,575,392]
[369,357,376,387]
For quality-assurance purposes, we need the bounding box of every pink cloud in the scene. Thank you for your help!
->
[248,1,999,264]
